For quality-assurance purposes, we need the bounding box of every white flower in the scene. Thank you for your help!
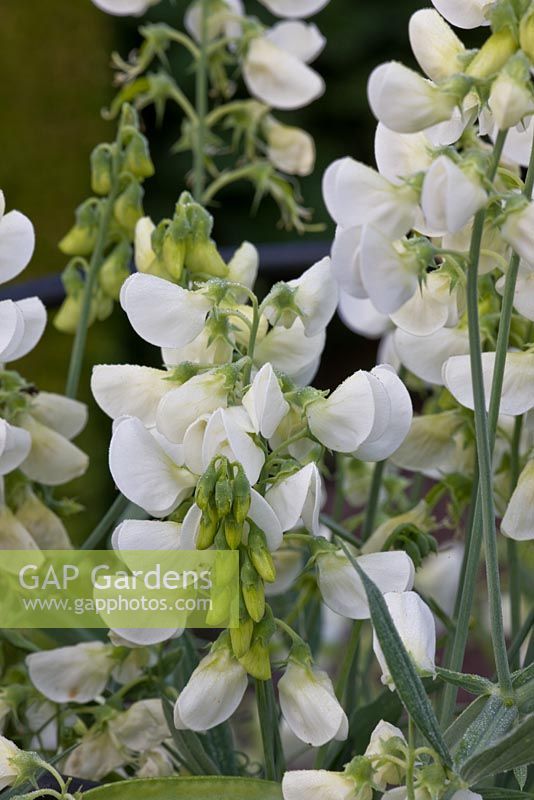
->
[200,407,265,484]
[391,410,471,478]
[254,318,325,384]
[338,293,391,339]
[359,226,421,315]
[431,0,491,29]
[374,124,432,185]
[364,720,406,789]
[0,298,46,362]
[409,9,465,82]
[91,0,160,15]
[243,36,324,111]
[174,643,248,731]
[0,736,21,791]
[265,548,303,596]
[450,792,483,800]
[91,364,173,428]
[156,371,229,443]
[421,155,487,234]
[185,0,243,42]
[227,241,259,296]
[501,201,534,265]
[120,273,212,348]
[499,124,534,168]
[287,257,338,336]
[29,392,87,440]
[316,550,415,619]
[15,489,72,549]
[282,769,356,800]
[0,505,40,550]
[390,271,462,337]
[109,416,197,517]
[0,192,35,285]
[443,351,534,416]
[415,544,464,623]
[496,266,534,322]
[19,413,88,487]
[361,501,430,555]
[264,118,316,176]
[265,462,322,535]
[323,158,418,238]
[266,21,325,62]
[329,226,365,299]
[352,365,412,462]
[63,729,125,781]
[112,698,169,751]
[27,700,58,751]
[373,591,436,687]
[26,642,114,703]
[0,419,31,475]
[259,0,330,18]
[112,518,183,551]
[242,363,289,438]
[394,326,470,385]
[368,62,460,134]
[278,658,348,746]
[489,68,534,131]
[137,747,174,778]
[501,459,534,541]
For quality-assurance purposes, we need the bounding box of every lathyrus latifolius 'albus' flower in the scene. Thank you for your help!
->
[0,736,24,792]
[91,364,175,428]
[391,410,473,478]
[253,318,325,384]
[390,271,463,338]
[420,155,487,234]
[0,504,41,550]
[415,544,464,629]
[263,117,316,176]
[443,351,534,416]
[501,459,534,540]
[227,241,259,299]
[185,0,243,43]
[313,541,415,620]
[174,636,248,731]
[91,0,160,15]
[259,0,330,18]
[431,0,490,29]
[278,645,348,746]
[364,720,406,790]
[374,124,433,185]
[26,642,115,703]
[265,462,322,536]
[394,326,470,385]
[373,591,436,687]
[0,191,35,285]
[13,488,72,549]
[282,767,366,800]
[0,298,46,362]
[408,9,466,83]
[489,53,534,131]
[500,199,534,266]
[0,418,31,476]
[242,363,289,438]
[136,746,174,778]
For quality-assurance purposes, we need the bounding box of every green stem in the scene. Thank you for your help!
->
[508,415,523,670]
[406,715,416,800]
[319,513,362,548]
[243,295,260,384]
[506,607,534,672]
[202,164,261,205]
[65,149,121,399]
[256,679,284,781]
[361,459,386,542]
[335,620,362,701]
[81,493,132,550]
[193,0,209,201]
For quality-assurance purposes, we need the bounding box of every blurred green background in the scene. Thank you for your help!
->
[0,0,426,539]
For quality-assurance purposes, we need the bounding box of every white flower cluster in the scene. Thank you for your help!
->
[0,191,88,549]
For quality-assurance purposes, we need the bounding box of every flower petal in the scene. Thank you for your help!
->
[20,416,88,486]
[0,209,35,285]
[395,326,470,385]
[26,643,114,703]
[0,298,46,361]
[0,419,32,475]
[242,363,289,438]
[353,365,412,461]
[443,351,534,415]
[265,21,325,62]
[259,0,330,18]
[30,393,88,440]
[92,365,172,427]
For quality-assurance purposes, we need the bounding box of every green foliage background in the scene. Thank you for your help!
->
[0,0,423,539]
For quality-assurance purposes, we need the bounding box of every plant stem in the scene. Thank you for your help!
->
[406,715,416,800]
[256,678,284,781]
[319,513,362,547]
[508,415,523,670]
[361,459,386,542]
[65,150,121,399]
[193,0,209,201]
[202,164,261,205]
[335,620,362,701]
[81,493,132,550]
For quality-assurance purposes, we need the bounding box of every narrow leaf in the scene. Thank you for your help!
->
[460,713,534,783]
[453,695,518,770]
[83,777,283,800]
[338,541,452,766]
[444,696,488,751]
[436,668,494,695]
[161,694,221,775]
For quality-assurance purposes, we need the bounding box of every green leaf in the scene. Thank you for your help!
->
[82,777,283,800]
[476,789,534,799]
[436,668,494,696]
[444,695,489,751]
[453,695,518,770]
[161,694,221,776]
[460,712,534,783]
[338,541,452,767]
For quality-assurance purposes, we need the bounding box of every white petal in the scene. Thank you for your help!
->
[360,226,419,315]
[0,419,32,475]
[0,300,24,359]
[227,241,259,294]
[91,0,153,14]
[255,318,325,382]
[409,9,465,82]
[353,365,412,461]
[120,273,211,348]
[26,643,113,703]
[243,38,324,111]
[259,0,330,18]
[92,365,172,427]
[242,363,289,438]
[156,373,228,443]
[202,408,265,484]
[109,627,181,646]
[266,462,322,535]
[20,416,88,486]
[306,371,377,452]
[289,257,338,336]
[500,124,534,167]
[431,0,491,29]
[15,489,72,550]
[182,415,209,475]
[249,489,283,550]
[113,519,182,551]
[330,226,366,299]
[338,292,390,338]
[30,393,88,440]
[501,460,534,541]
[390,271,459,337]
[421,155,487,234]
[0,505,40,550]
[0,210,35,285]
[265,21,325,63]
[374,123,432,184]
[415,544,464,618]
[0,298,46,361]
[395,326,470,385]
[444,351,534,415]
[391,410,470,477]
[282,770,355,800]
[109,417,196,517]
[278,661,345,746]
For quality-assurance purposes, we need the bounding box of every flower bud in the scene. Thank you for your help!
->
[215,473,233,518]
[488,52,534,130]
[263,117,316,176]
[232,465,251,524]
[195,461,218,510]
[114,181,144,234]
[0,736,30,791]
[59,199,100,256]
[99,240,132,300]
[248,524,277,583]
[151,209,190,281]
[238,637,272,680]
[196,508,219,550]
[123,131,155,179]
[224,515,243,549]
[184,204,227,277]
[466,28,518,78]
[90,144,113,195]
[230,614,254,659]
[54,293,97,334]
[364,720,406,789]
[520,3,534,62]
[241,553,265,622]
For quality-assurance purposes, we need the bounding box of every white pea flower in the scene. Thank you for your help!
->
[265,462,322,536]
[27,700,58,752]
[174,642,248,731]
[254,318,325,384]
[443,351,534,416]
[359,227,422,315]
[499,124,534,167]
[431,0,491,29]
[18,410,88,488]
[26,642,114,703]
[29,392,87,439]
[489,61,534,131]
[112,518,183,552]
[200,407,265,484]
[265,548,303,596]
[243,36,324,111]
[415,544,464,625]
[109,416,197,517]
[496,266,534,322]
[185,0,243,42]
[0,191,35,285]
[91,0,160,15]
[361,501,430,555]
[373,591,436,687]
[112,699,169,751]
[367,62,461,134]
[501,201,534,265]
[450,791,483,800]
[395,326,470,385]
[352,365,412,462]
[242,363,289,438]
[227,241,259,297]
[137,747,174,778]
[265,257,337,336]
[421,155,487,234]
[316,549,415,619]
[156,371,229,444]
[364,720,406,789]
[329,225,366,299]
[374,124,433,185]
[278,657,348,746]
[0,298,46,362]
[322,158,418,238]
[92,364,174,428]
[0,505,40,550]
[391,271,463,338]
[120,273,212,348]
[409,9,465,82]
[0,736,22,792]
[0,418,31,475]
[266,21,325,63]
[63,728,125,781]
[259,0,330,18]
[282,769,356,800]
[14,489,72,549]
[391,410,472,479]
[338,293,391,339]
[501,459,534,541]
[263,118,316,176]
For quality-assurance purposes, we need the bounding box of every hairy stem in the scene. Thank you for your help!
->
[193,0,209,201]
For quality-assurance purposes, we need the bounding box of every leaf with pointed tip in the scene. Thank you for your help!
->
[460,713,534,783]
[436,667,494,696]
[83,777,283,800]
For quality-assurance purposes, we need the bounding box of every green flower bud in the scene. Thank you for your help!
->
[114,181,144,234]
[230,615,254,658]
[466,28,518,78]
[186,237,228,277]
[54,294,97,334]
[224,515,243,549]
[520,3,534,62]
[195,462,218,510]
[90,144,113,195]
[241,554,265,622]
[119,103,140,130]
[59,199,101,256]
[99,240,132,300]
[248,525,276,583]
[197,509,219,550]
[215,476,233,518]
[238,637,271,680]
[232,466,251,524]
[123,132,155,179]
[158,211,190,280]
